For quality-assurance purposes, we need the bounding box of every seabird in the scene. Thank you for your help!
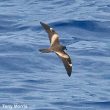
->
[39,22,72,77]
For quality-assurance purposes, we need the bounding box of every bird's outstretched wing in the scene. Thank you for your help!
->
[55,50,72,77]
[40,22,60,46]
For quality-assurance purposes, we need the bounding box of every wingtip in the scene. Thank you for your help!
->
[40,21,48,27]
[40,21,44,25]
[40,21,48,25]
[67,72,72,77]
[40,21,51,32]
[68,73,71,77]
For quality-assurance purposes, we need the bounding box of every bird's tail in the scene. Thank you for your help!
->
[39,48,52,53]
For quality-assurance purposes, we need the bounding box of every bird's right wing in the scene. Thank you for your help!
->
[55,50,72,77]
[40,22,60,46]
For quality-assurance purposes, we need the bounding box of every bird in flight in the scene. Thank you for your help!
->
[39,22,72,77]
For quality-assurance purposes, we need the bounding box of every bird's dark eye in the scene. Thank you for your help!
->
[62,46,67,50]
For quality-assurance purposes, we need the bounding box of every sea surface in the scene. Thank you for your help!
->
[0,0,110,110]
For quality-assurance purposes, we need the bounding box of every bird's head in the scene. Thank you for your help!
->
[62,46,67,50]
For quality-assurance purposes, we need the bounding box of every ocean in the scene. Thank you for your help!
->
[0,0,110,110]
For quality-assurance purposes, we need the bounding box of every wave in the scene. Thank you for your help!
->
[0,14,41,33]
[84,101,110,107]
[51,20,110,33]
[51,100,110,109]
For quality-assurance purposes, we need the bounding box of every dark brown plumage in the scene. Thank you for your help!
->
[39,22,72,77]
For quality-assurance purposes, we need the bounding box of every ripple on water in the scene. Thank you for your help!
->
[0,87,32,94]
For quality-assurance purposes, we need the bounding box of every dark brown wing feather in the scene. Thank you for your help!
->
[55,51,72,77]
[40,22,60,46]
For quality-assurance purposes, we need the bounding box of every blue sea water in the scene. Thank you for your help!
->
[0,0,110,110]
